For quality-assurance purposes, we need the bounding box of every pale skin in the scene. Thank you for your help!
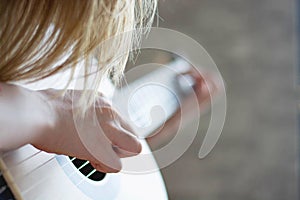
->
[0,66,220,173]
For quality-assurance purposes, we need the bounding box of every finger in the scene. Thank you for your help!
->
[113,111,136,135]
[179,69,219,98]
[72,110,124,172]
[106,122,142,155]
[95,107,142,155]
[112,144,141,158]
[66,146,122,173]
[95,102,133,133]
[94,99,142,157]
[177,69,204,90]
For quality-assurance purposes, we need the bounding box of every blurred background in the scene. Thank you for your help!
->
[146,0,298,199]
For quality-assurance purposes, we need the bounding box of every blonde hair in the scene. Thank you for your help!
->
[0,0,157,110]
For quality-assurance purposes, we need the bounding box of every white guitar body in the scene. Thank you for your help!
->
[0,59,193,200]
[0,141,167,200]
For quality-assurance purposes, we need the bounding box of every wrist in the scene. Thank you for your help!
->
[0,84,57,151]
[26,89,57,148]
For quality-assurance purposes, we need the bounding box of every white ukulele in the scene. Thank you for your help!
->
[0,59,194,200]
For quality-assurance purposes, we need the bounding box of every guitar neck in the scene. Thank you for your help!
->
[113,60,194,138]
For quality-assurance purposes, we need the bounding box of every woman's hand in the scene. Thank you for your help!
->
[146,66,221,150]
[0,83,141,173]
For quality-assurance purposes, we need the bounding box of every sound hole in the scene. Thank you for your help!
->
[69,157,106,182]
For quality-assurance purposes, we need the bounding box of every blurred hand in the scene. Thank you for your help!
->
[147,64,221,149]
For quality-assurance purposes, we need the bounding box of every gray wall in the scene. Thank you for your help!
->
[155,0,298,199]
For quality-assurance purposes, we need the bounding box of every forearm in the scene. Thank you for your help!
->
[0,83,54,152]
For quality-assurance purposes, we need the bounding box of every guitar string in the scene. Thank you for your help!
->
[6,80,183,194]
[1,150,42,196]
[1,65,188,197]
[21,165,57,197]
[57,160,91,183]
[21,156,75,196]
[0,146,36,159]
[6,96,179,194]
[65,160,90,178]
[1,97,131,191]
[72,88,179,187]
[22,159,95,197]
[67,87,173,188]
[6,156,56,197]
[0,146,42,161]
[3,150,88,183]
[0,150,42,175]
[5,155,56,188]
[1,150,16,159]
[4,149,99,191]
[76,160,90,171]
[21,157,93,195]
[5,155,76,185]
[15,155,93,194]
[0,70,149,194]
[75,169,97,187]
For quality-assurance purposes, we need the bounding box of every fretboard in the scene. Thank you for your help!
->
[114,61,194,138]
